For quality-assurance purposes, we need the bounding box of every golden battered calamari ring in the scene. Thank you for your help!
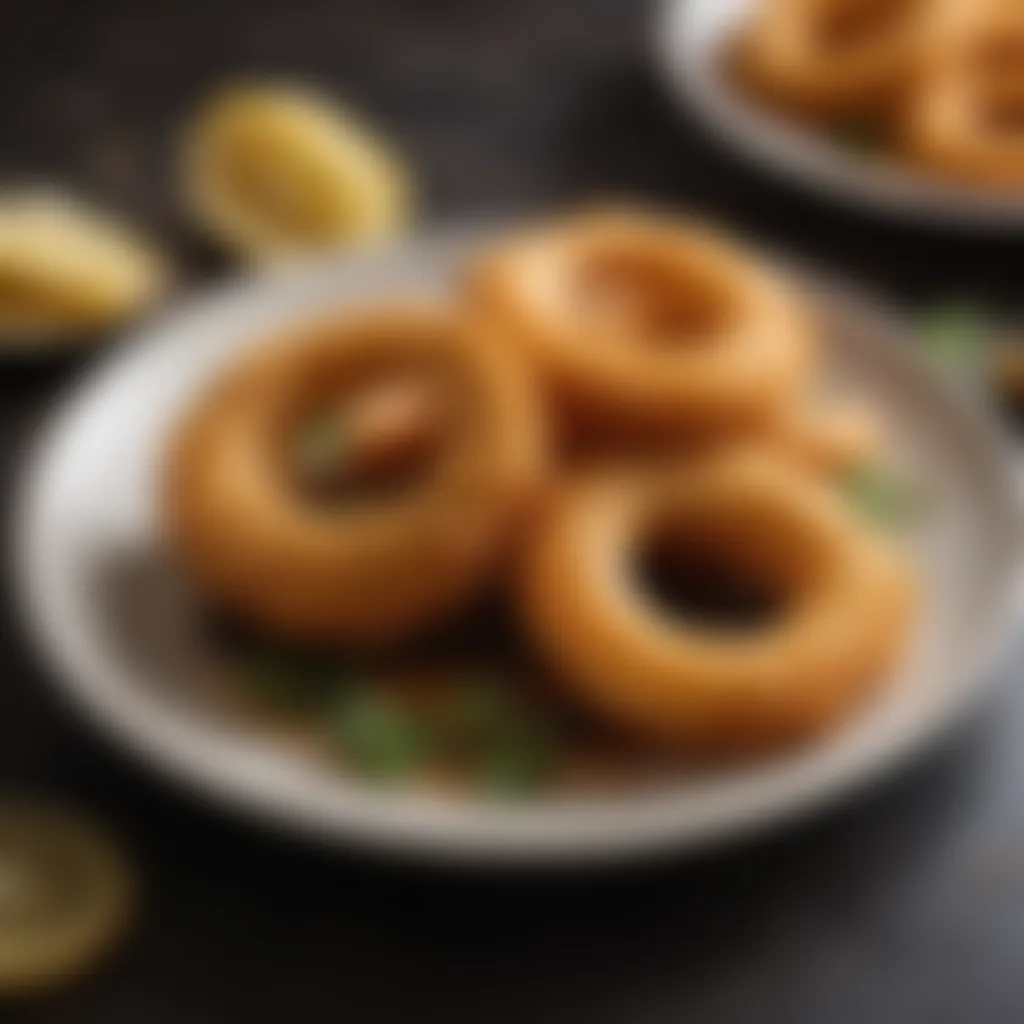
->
[0,191,167,341]
[521,450,915,751]
[735,0,925,117]
[183,83,412,262]
[470,209,815,439]
[904,2,1024,188]
[166,306,545,643]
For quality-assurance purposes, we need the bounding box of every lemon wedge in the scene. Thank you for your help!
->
[183,83,412,262]
[0,800,136,995]
[0,191,167,343]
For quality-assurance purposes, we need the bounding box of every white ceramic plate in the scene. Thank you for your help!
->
[657,0,1024,231]
[14,225,1024,865]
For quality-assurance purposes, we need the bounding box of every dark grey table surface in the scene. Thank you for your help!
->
[3,1,1024,1022]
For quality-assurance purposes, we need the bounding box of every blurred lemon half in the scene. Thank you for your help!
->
[183,83,413,263]
[0,800,136,996]
[0,191,168,344]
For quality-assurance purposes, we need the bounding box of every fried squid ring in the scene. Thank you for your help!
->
[471,210,815,440]
[521,450,915,751]
[904,2,1024,188]
[735,0,926,118]
[183,84,411,262]
[167,306,545,643]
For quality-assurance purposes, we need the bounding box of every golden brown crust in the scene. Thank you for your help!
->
[469,209,816,442]
[519,450,916,752]
[735,0,1024,191]
[166,305,547,643]
[903,0,1024,189]
[735,0,926,119]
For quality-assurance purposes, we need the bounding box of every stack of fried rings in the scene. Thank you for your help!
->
[167,209,916,753]
[737,0,1024,190]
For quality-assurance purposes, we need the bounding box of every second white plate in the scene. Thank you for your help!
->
[657,0,1024,231]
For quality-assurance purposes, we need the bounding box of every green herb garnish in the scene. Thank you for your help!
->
[844,463,928,529]
[293,413,347,481]
[436,676,518,744]
[444,677,562,796]
[240,649,326,710]
[919,302,985,371]
[331,688,430,783]
[475,723,560,799]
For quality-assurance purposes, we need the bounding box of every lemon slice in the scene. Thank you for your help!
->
[0,191,168,343]
[0,801,136,995]
[183,84,412,262]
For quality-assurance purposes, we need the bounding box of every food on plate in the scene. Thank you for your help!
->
[164,206,920,790]
[182,83,411,261]
[904,1,1024,188]
[731,0,1024,191]
[166,305,546,643]
[211,636,685,797]
[519,450,915,751]
[470,208,814,439]
[0,191,167,341]
[735,0,925,118]
[0,801,136,995]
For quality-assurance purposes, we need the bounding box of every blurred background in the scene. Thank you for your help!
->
[3,1,1024,1021]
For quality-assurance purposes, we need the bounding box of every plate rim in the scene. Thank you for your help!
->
[12,227,1024,866]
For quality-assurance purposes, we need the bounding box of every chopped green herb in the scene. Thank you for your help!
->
[919,302,986,371]
[844,464,928,529]
[331,688,430,782]
[293,413,347,481]
[831,117,885,154]
[437,676,518,744]
[240,650,322,710]
[430,675,563,798]
[475,723,560,799]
